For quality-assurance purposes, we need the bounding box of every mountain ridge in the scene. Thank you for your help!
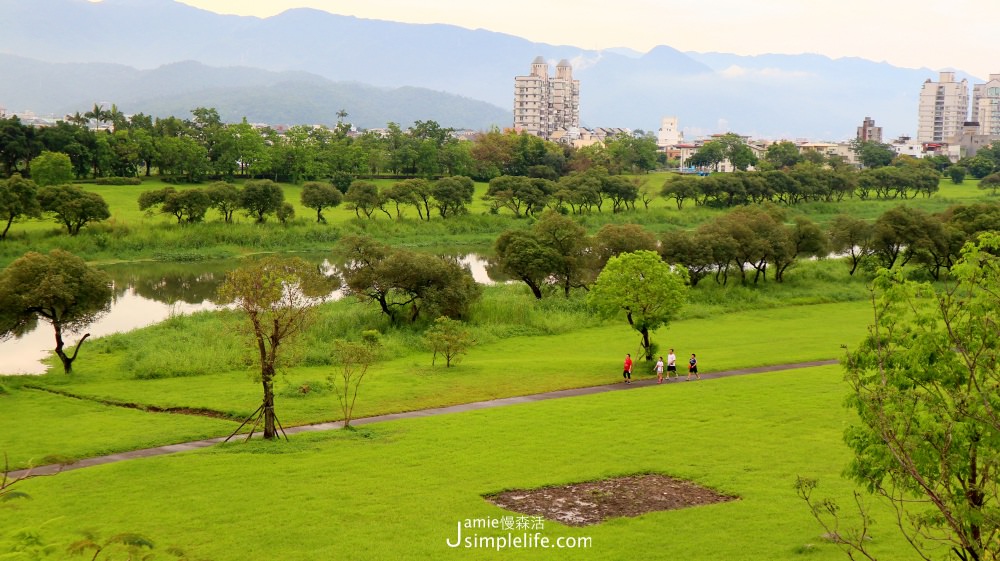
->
[0,0,976,138]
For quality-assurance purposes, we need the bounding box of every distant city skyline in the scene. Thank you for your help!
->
[172,0,1000,80]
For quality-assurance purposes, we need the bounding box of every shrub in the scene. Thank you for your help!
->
[94,177,143,185]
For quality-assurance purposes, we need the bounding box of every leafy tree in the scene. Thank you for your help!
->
[591,223,658,269]
[587,250,688,361]
[218,256,335,440]
[764,141,802,169]
[0,249,112,373]
[432,175,475,218]
[851,139,895,169]
[946,165,967,184]
[424,316,475,367]
[828,214,872,276]
[601,175,639,212]
[659,228,715,287]
[774,216,828,282]
[28,151,73,186]
[344,180,382,219]
[37,184,110,235]
[688,141,726,171]
[328,337,378,428]
[870,205,934,269]
[835,235,1000,561]
[300,181,342,223]
[962,155,995,179]
[532,211,590,297]
[0,174,41,240]
[979,171,1000,195]
[485,175,550,217]
[604,131,659,173]
[336,236,481,323]
[660,176,700,210]
[493,230,560,299]
[139,187,210,223]
[276,202,295,224]
[239,179,284,223]
[206,181,240,223]
[0,116,31,176]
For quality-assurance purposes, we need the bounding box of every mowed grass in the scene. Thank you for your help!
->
[1,299,872,469]
[0,388,236,469]
[0,365,913,561]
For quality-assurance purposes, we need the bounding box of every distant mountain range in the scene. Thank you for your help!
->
[0,0,983,138]
[0,55,509,129]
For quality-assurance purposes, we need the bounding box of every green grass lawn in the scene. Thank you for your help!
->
[0,388,236,469]
[0,365,913,561]
[1,298,871,470]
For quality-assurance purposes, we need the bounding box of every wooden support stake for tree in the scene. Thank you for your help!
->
[224,404,264,443]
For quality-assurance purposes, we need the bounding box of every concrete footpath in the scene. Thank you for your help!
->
[9,359,838,480]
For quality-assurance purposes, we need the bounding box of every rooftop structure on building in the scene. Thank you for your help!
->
[513,57,580,140]
[918,71,969,143]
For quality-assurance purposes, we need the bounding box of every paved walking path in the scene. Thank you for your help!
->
[8,359,838,480]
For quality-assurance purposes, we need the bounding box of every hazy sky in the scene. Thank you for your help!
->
[173,0,997,79]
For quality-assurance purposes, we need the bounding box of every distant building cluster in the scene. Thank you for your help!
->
[916,71,1000,159]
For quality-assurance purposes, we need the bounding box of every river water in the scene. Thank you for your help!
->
[0,254,499,375]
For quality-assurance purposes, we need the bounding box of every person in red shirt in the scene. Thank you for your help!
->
[623,353,633,384]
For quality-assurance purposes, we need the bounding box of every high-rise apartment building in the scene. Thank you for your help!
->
[856,116,882,143]
[972,74,1000,136]
[513,57,580,139]
[917,71,969,143]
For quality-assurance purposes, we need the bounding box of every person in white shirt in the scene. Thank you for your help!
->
[666,350,677,380]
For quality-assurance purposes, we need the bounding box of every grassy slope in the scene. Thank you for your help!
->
[1,365,912,561]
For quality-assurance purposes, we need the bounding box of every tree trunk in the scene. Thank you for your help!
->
[641,326,652,361]
[261,365,277,439]
[52,323,90,374]
[521,277,543,299]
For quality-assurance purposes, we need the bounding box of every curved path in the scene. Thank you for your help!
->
[9,359,838,480]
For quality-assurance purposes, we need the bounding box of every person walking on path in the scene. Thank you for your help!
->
[654,356,665,384]
[666,349,678,380]
[687,353,699,381]
[623,354,633,384]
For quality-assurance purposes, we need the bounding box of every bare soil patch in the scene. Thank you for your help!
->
[486,474,738,526]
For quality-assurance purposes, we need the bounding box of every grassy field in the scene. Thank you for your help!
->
[1,175,993,267]
[0,290,872,471]
[1,365,914,561]
[0,173,988,559]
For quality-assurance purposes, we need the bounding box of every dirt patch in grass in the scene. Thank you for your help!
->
[486,474,738,526]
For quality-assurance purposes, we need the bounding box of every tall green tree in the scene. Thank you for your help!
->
[37,185,110,235]
[587,250,688,361]
[300,182,343,223]
[28,151,73,186]
[217,256,334,440]
[0,174,41,240]
[0,249,112,373]
[837,234,1000,561]
[239,179,284,223]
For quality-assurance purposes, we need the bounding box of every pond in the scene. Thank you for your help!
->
[0,253,501,375]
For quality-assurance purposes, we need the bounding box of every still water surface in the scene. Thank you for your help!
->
[0,254,497,375]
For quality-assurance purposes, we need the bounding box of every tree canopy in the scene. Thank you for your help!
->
[0,249,112,373]
[587,250,688,360]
